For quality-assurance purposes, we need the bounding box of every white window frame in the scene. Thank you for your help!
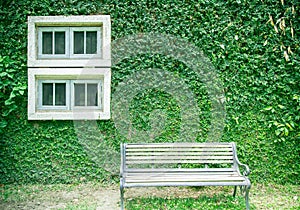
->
[37,79,103,111]
[28,15,111,67]
[71,80,103,110]
[28,68,111,120]
[70,27,102,58]
[38,80,70,110]
[38,27,70,59]
[28,15,111,120]
[37,27,102,59]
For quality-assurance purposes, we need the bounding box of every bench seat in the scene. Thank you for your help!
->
[124,170,249,187]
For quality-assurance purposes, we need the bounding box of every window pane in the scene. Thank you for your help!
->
[74,84,85,106]
[42,83,53,105]
[55,83,66,106]
[87,84,98,106]
[74,31,84,54]
[86,31,97,54]
[42,32,53,54]
[55,32,65,54]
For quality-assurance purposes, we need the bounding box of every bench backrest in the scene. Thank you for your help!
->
[121,142,239,171]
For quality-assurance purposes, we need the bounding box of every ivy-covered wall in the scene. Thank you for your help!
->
[0,0,299,184]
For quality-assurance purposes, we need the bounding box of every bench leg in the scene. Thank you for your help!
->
[245,185,251,210]
[120,185,124,210]
[233,186,237,197]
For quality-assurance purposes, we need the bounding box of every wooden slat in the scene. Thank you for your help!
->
[123,182,248,188]
[126,168,236,173]
[125,143,232,148]
[125,172,240,176]
[126,179,243,182]
[126,172,238,177]
[126,152,233,156]
[126,160,233,164]
[125,177,246,183]
[126,156,233,160]
[125,175,244,180]
[126,148,233,152]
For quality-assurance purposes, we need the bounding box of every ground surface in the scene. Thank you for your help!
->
[0,183,299,209]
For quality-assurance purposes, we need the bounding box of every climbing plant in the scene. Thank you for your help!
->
[0,0,299,184]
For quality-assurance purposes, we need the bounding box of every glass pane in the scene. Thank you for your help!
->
[42,83,53,105]
[55,32,65,54]
[87,84,98,106]
[42,32,53,54]
[74,31,84,54]
[74,84,85,106]
[86,31,97,54]
[55,83,66,106]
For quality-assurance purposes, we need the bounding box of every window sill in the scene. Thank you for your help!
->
[28,59,111,68]
[28,110,110,120]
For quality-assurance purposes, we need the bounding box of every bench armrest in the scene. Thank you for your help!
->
[236,158,251,176]
[232,142,251,176]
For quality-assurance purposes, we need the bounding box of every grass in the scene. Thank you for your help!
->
[125,184,300,210]
[0,182,299,209]
[126,195,246,210]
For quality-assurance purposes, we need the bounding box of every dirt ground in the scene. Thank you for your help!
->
[1,183,299,210]
[0,184,227,210]
[0,183,119,210]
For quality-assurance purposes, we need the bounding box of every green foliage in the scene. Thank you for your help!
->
[113,54,210,142]
[0,56,27,131]
[0,119,114,184]
[0,0,299,185]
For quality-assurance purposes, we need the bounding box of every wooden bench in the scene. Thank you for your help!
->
[120,142,251,210]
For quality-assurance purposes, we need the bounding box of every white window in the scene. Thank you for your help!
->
[38,27,101,59]
[28,15,111,67]
[37,79,103,111]
[38,80,70,110]
[38,27,69,58]
[72,80,102,109]
[70,27,101,58]
[28,69,110,120]
[28,16,111,120]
